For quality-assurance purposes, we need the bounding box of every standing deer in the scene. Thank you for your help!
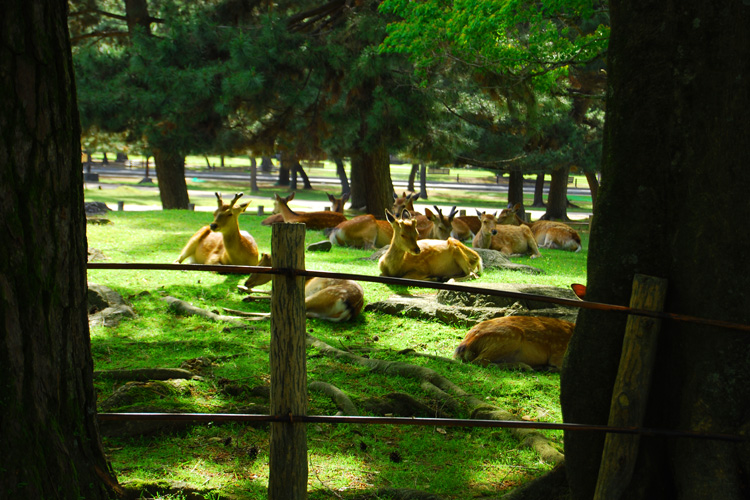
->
[272,193,347,230]
[262,192,348,226]
[378,210,482,281]
[496,203,582,252]
[472,211,541,258]
[454,316,575,370]
[175,192,259,266]
[244,254,365,322]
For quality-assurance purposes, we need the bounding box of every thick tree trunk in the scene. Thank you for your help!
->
[543,166,569,220]
[350,144,394,217]
[334,158,350,195]
[584,170,599,209]
[125,0,152,34]
[153,149,190,209]
[261,156,274,173]
[507,168,525,209]
[349,155,367,209]
[0,2,118,498]
[419,162,428,199]
[249,156,259,192]
[561,2,750,499]
[532,173,546,207]
[278,155,291,186]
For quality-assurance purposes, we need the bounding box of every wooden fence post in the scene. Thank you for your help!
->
[268,223,308,500]
[593,274,668,500]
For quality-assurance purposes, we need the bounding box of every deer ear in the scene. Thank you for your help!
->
[385,209,396,223]
[401,210,411,220]
[476,209,483,217]
[571,283,587,300]
[341,193,350,202]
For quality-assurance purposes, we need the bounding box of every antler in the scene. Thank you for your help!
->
[228,192,244,209]
[448,206,459,219]
[215,192,224,208]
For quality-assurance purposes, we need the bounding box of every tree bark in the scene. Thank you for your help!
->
[532,173,546,207]
[419,162,428,199]
[408,163,419,192]
[350,144,394,217]
[334,158,350,195]
[249,156,259,192]
[560,2,750,499]
[125,0,152,35]
[153,149,190,209]
[584,170,599,209]
[261,155,274,173]
[278,155,291,186]
[508,168,525,209]
[543,166,569,220]
[293,160,313,189]
[0,2,118,497]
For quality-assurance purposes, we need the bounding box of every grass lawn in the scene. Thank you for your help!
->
[85,180,588,500]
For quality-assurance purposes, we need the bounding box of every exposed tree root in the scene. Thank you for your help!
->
[162,296,248,326]
[307,334,564,464]
[94,368,200,381]
[309,380,359,416]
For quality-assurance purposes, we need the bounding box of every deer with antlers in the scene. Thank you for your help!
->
[496,203,582,252]
[175,192,259,266]
[425,205,474,241]
[472,210,541,258]
[243,254,365,322]
[454,316,575,370]
[262,192,348,226]
[378,210,482,281]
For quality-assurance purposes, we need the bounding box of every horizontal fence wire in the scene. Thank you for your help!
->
[87,262,750,443]
[95,413,746,443]
[88,262,750,333]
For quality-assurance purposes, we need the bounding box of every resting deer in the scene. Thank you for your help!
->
[175,192,259,266]
[496,203,582,252]
[273,193,347,230]
[329,214,393,249]
[244,254,364,322]
[262,192,348,226]
[472,211,541,258]
[426,205,473,241]
[378,210,482,281]
[454,316,575,370]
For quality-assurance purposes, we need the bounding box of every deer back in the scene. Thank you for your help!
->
[454,316,574,370]
[329,214,393,249]
[304,277,365,322]
[275,193,347,230]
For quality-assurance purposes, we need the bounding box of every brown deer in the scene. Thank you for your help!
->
[378,210,482,281]
[272,193,347,230]
[262,192,348,226]
[454,316,575,370]
[426,205,473,241]
[244,254,365,322]
[472,211,541,258]
[328,214,393,249]
[175,192,259,266]
[496,203,582,252]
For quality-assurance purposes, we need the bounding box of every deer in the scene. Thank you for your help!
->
[175,192,259,266]
[328,214,394,249]
[262,192,348,226]
[426,205,474,241]
[454,316,575,370]
[243,253,365,322]
[472,210,541,258]
[272,192,347,230]
[378,210,482,281]
[496,203,582,253]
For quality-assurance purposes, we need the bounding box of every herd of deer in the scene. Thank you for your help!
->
[174,191,585,370]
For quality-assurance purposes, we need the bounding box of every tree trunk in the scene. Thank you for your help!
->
[507,168,525,209]
[584,170,599,209]
[0,2,118,498]
[278,155,291,186]
[125,0,152,35]
[334,158,350,195]
[560,2,750,499]
[103,152,109,164]
[419,162,428,199]
[153,149,190,209]
[532,173,546,207]
[350,144,394,217]
[408,163,419,192]
[249,156,259,192]
[293,160,313,190]
[543,166,569,220]
[261,156,274,173]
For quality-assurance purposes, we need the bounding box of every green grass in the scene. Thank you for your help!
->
[85,186,588,499]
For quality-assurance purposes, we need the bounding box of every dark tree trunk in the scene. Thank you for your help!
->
[334,158,350,195]
[408,163,419,192]
[125,0,152,34]
[584,170,599,209]
[532,173,546,207]
[419,162,428,199]
[349,154,367,210]
[507,168,525,208]
[204,155,212,170]
[293,161,313,190]
[543,166,569,220]
[249,156,259,193]
[561,2,750,499]
[153,149,190,209]
[0,2,118,498]
[103,152,109,164]
[278,156,291,186]
[350,144,394,217]
[261,156,274,173]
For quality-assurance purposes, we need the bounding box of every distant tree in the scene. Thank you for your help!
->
[1,1,118,497]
